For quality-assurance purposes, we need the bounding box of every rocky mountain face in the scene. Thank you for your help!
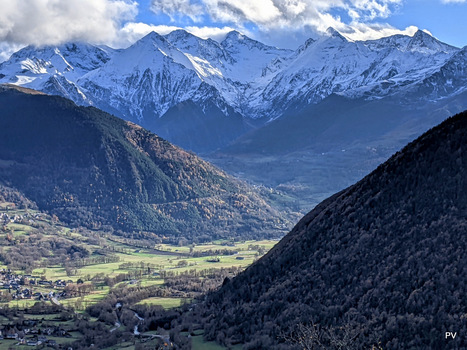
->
[201,110,467,349]
[1,29,465,153]
[0,43,117,105]
[0,85,290,241]
[256,29,460,118]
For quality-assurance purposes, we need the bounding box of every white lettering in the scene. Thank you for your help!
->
[445,332,457,339]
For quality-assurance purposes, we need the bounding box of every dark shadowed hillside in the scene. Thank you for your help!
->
[202,110,467,349]
[146,98,253,154]
[0,85,289,241]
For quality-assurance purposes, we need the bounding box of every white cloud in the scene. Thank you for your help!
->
[203,0,282,25]
[421,29,433,36]
[347,0,401,20]
[341,23,418,41]
[185,26,238,42]
[149,0,407,44]
[0,0,138,46]
[0,42,24,62]
[116,22,182,47]
[150,0,204,22]
[441,0,466,3]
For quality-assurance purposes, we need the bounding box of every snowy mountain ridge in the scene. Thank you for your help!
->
[251,29,461,118]
[0,28,465,147]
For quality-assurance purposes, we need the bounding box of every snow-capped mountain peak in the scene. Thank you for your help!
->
[164,29,229,72]
[407,29,457,54]
[222,30,246,45]
[165,28,210,46]
[325,27,348,41]
[128,31,177,59]
[0,43,113,79]
[222,30,282,53]
[84,30,202,79]
[0,42,114,104]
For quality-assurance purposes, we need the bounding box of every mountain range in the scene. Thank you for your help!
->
[0,85,290,241]
[2,28,467,216]
[201,110,467,349]
[1,28,466,154]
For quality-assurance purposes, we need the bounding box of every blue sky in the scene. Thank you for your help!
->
[384,0,467,48]
[0,0,465,61]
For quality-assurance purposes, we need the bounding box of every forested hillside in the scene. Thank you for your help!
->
[0,85,290,241]
[201,110,467,349]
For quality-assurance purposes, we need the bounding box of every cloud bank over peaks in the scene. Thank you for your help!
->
[144,0,423,49]
[0,0,240,60]
[148,0,413,43]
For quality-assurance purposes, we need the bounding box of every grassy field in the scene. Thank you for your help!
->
[59,287,111,309]
[24,242,272,281]
[0,339,18,350]
[136,297,185,309]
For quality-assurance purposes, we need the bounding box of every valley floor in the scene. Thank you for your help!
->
[0,202,276,349]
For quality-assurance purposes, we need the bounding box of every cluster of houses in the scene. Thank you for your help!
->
[0,211,46,226]
[0,324,72,347]
[0,270,70,301]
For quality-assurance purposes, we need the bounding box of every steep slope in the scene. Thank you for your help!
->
[147,98,251,153]
[251,29,459,120]
[0,43,116,105]
[0,85,289,241]
[203,110,467,349]
[164,30,291,96]
[414,45,467,100]
[77,31,282,152]
[219,30,293,84]
[78,31,204,121]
